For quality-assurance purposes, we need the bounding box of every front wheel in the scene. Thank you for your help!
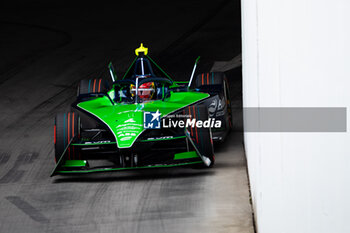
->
[184,105,215,167]
[54,112,80,163]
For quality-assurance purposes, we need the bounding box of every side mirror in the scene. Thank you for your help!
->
[108,62,117,82]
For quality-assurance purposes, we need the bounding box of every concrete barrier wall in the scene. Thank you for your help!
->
[241,0,350,232]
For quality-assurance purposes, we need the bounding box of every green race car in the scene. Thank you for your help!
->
[51,44,232,176]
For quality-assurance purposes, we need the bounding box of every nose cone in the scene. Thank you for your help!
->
[114,110,144,148]
[77,99,145,148]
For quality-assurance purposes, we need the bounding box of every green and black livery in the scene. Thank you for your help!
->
[51,44,231,176]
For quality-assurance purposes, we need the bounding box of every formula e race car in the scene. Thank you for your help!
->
[51,44,232,176]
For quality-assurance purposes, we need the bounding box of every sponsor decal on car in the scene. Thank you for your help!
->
[145,136,174,140]
[120,136,132,141]
[84,140,111,144]
[124,118,136,123]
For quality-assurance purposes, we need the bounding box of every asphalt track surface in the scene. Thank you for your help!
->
[0,1,253,232]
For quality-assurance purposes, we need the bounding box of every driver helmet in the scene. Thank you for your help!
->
[130,82,155,100]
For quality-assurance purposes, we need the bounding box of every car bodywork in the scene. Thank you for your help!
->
[51,44,230,176]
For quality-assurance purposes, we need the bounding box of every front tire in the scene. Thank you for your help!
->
[184,105,215,167]
[54,112,80,163]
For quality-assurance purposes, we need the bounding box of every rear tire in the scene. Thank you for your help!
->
[184,105,215,167]
[194,72,224,87]
[195,72,232,135]
[76,78,110,130]
[54,112,80,163]
[77,78,109,97]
